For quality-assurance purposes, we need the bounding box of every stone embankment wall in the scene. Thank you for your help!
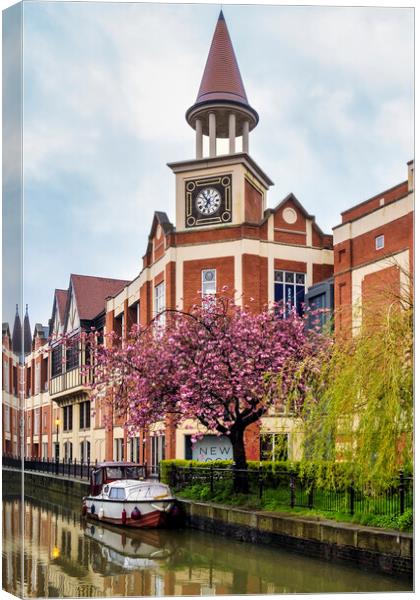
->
[178,499,412,578]
[2,469,412,578]
[3,468,89,510]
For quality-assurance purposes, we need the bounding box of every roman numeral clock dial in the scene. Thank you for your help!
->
[185,175,232,228]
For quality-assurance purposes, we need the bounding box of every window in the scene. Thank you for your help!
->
[3,360,9,392]
[63,405,73,431]
[151,435,165,473]
[79,401,91,430]
[51,345,63,377]
[154,282,165,326]
[274,271,306,316]
[42,442,48,458]
[4,406,10,433]
[114,438,124,461]
[66,340,79,371]
[375,235,384,250]
[260,433,288,461]
[64,441,73,460]
[35,362,40,395]
[109,487,126,500]
[34,409,40,435]
[80,440,90,462]
[202,269,217,297]
[130,436,140,463]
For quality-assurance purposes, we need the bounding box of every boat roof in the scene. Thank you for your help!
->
[106,479,167,488]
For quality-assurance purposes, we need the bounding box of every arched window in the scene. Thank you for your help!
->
[80,440,91,463]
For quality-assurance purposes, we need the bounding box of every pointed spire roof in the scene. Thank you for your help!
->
[196,10,249,106]
[11,304,22,356]
[23,304,32,355]
[186,10,258,137]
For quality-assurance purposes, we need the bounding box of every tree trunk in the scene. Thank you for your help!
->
[229,427,248,493]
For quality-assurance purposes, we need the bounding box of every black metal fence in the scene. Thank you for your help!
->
[169,465,413,517]
[2,455,160,481]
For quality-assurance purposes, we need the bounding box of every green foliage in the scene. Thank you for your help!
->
[295,295,413,490]
[160,459,371,489]
[175,484,413,532]
[355,509,413,532]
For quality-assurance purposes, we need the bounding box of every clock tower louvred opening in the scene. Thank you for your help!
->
[186,10,259,158]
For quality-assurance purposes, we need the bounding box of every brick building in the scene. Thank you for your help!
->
[333,160,414,335]
[103,11,333,466]
[2,11,413,467]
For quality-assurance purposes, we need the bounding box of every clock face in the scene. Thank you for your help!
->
[185,175,232,228]
[195,188,221,215]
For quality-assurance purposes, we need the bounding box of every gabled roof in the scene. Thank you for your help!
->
[195,11,249,107]
[268,192,315,221]
[69,274,130,321]
[33,323,49,339]
[150,211,174,238]
[55,289,68,322]
[144,211,174,258]
[264,192,332,241]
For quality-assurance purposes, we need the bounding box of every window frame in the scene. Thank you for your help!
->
[51,345,63,377]
[201,268,217,297]
[274,270,306,316]
[375,234,385,250]
[79,400,91,430]
[154,281,166,327]
[63,405,73,432]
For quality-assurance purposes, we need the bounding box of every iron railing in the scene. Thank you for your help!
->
[168,465,413,517]
[2,455,160,481]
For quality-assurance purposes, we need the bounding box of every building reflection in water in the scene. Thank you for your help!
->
[2,496,412,597]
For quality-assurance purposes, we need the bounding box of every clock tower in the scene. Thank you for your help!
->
[168,10,273,231]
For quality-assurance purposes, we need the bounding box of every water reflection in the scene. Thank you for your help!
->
[2,495,412,597]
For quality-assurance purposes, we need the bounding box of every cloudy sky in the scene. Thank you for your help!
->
[3,1,414,327]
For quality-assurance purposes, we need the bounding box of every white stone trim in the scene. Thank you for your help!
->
[334,193,413,244]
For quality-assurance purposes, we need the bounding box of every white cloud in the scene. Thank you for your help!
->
[15,3,413,325]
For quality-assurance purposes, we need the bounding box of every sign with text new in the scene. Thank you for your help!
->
[192,435,233,462]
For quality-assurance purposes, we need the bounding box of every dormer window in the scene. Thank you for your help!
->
[375,235,384,250]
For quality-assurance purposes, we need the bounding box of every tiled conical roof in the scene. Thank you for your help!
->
[195,11,249,107]
[23,304,32,355]
[11,305,22,356]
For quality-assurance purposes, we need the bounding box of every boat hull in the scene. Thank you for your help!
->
[86,508,169,528]
[84,498,175,528]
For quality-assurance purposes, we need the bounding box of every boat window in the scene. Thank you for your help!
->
[103,485,109,495]
[106,467,124,480]
[93,469,103,485]
[109,487,126,500]
[125,466,143,479]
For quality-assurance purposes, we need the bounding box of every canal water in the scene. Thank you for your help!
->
[2,494,412,597]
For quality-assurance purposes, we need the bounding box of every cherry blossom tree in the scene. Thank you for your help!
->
[87,294,329,474]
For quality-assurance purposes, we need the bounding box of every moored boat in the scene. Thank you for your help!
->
[82,462,176,528]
